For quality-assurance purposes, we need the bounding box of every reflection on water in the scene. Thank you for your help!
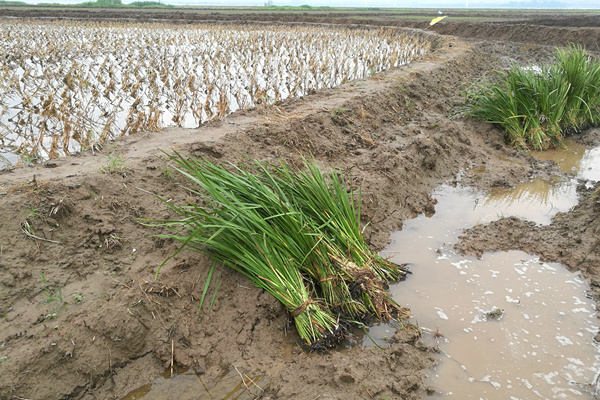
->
[479,142,600,225]
[120,368,268,400]
[579,146,600,182]
[374,185,600,400]
[531,139,588,174]
[482,177,578,225]
[531,138,600,182]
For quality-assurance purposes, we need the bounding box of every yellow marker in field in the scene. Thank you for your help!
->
[429,16,447,26]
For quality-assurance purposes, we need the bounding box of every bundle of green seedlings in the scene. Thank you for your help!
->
[148,153,408,348]
[468,45,600,150]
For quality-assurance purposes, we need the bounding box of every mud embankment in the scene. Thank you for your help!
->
[1,8,599,48]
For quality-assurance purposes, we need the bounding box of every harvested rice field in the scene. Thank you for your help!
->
[0,21,427,160]
[1,7,600,400]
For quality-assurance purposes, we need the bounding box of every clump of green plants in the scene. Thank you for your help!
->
[145,154,408,349]
[40,272,64,320]
[99,153,126,174]
[468,45,600,150]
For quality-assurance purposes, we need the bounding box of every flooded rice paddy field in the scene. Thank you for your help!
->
[0,21,428,162]
[1,10,600,400]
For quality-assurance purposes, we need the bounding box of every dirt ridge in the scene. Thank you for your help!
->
[1,10,600,48]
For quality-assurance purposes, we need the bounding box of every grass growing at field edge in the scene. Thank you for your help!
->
[99,153,127,175]
[468,45,600,151]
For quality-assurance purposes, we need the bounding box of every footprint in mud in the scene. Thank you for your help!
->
[121,367,269,400]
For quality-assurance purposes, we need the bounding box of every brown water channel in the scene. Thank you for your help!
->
[372,141,600,399]
[480,138,598,225]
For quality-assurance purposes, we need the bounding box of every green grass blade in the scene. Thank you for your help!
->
[198,261,216,313]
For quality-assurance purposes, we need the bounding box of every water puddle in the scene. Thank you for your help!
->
[531,139,588,175]
[481,176,578,225]
[579,146,600,182]
[480,139,600,225]
[370,142,600,399]
[120,368,268,400]
[375,185,600,399]
[532,137,600,184]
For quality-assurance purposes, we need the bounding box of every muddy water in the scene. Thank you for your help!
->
[480,176,578,225]
[480,139,600,225]
[378,185,599,399]
[531,139,588,174]
[373,143,600,399]
[120,368,268,400]
[532,138,600,182]
[579,146,600,182]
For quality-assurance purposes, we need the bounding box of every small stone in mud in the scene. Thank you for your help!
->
[594,333,600,343]
[486,308,504,320]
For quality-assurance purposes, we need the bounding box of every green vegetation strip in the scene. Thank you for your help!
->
[468,45,600,150]
[145,154,407,348]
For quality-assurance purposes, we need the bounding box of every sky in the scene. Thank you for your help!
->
[23,0,600,8]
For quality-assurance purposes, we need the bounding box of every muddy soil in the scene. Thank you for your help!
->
[0,14,597,400]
